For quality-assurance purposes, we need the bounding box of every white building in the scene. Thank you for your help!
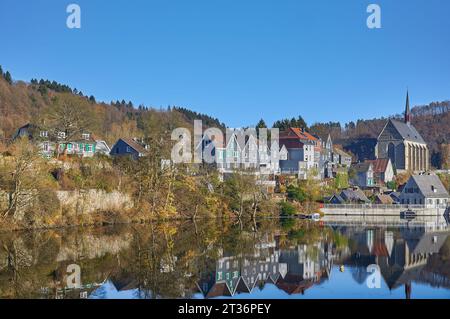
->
[399,174,449,207]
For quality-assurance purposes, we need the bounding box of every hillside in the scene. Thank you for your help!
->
[1,65,449,168]
[0,67,222,146]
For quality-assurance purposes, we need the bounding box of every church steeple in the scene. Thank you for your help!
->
[405,90,411,124]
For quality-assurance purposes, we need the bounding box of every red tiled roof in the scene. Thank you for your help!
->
[289,128,319,142]
[372,243,389,257]
[366,159,390,173]
[205,282,232,298]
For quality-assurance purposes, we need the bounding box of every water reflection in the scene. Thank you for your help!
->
[0,217,449,299]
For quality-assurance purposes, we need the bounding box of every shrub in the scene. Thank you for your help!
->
[280,201,297,216]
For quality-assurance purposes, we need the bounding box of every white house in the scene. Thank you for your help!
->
[399,174,449,207]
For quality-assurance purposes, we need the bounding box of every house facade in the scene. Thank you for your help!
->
[366,158,395,185]
[279,128,321,179]
[197,130,286,177]
[399,174,449,207]
[375,91,429,173]
[350,162,375,188]
[13,123,101,158]
[110,138,149,160]
[332,147,352,168]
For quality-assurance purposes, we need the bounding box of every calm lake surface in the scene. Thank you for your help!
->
[1,216,449,299]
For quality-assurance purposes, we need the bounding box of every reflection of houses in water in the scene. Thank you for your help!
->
[197,239,337,298]
[341,225,450,297]
[197,240,288,298]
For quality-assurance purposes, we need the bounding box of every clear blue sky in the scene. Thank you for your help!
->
[1,0,449,128]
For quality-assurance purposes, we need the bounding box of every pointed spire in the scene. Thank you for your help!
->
[405,89,411,124]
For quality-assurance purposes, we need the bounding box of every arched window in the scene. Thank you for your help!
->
[388,143,396,165]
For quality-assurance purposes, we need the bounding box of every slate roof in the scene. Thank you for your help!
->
[411,174,449,198]
[120,138,149,155]
[352,162,372,173]
[340,189,370,203]
[375,194,394,204]
[333,147,352,158]
[389,119,426,144]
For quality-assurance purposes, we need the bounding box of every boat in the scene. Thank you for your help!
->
[297,213,321,221]
[400,209,417,220]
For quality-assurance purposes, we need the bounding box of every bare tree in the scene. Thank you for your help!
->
[0,139,52,221]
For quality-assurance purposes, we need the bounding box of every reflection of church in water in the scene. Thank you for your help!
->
[197,223,450,299]
[340,224,450,298]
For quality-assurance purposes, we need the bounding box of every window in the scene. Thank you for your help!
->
[126,146,132,153]
[43,142,49,152]
[40,131,48,138]
[82,133,90,140]
[57,132,66,139]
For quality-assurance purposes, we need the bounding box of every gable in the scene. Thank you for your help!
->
[378,121,403,141]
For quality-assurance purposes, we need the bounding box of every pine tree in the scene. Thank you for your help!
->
[256,119,267,129]
[4,71,12,84]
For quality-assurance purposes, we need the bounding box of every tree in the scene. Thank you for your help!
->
[280,201,296,216]
[273,116,308,131]
[256,119,267,129]
[0,139,54,221]
[42,94,97,157]
[223,170,258,219]
[334,172,349,189]
[4,71,12,85]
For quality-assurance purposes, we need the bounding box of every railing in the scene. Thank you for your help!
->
[323,203,449,210]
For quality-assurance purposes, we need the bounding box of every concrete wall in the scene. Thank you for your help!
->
[322,204,447,216]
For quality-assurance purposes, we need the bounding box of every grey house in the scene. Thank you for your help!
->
[399,174,449,207]
[110,138,148,159]
[350,162,375,188]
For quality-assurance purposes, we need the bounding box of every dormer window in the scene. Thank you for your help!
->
[82,133,90,140]
[40,131,48,138]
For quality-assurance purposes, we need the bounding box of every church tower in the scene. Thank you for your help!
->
[404,90,411,124]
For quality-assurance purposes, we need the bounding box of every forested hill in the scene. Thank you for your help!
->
[0,66,223,145]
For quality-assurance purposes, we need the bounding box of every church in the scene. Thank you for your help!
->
[375,92,429,173]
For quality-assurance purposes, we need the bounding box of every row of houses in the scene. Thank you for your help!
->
[193,127,353,180]
[13,122,351,182]
[329,173,449,208]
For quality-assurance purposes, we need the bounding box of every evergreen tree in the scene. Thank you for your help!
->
[256,119,267,129]
[4,71,12,85]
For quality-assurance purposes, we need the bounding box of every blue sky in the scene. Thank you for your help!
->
[1,0,449,127]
